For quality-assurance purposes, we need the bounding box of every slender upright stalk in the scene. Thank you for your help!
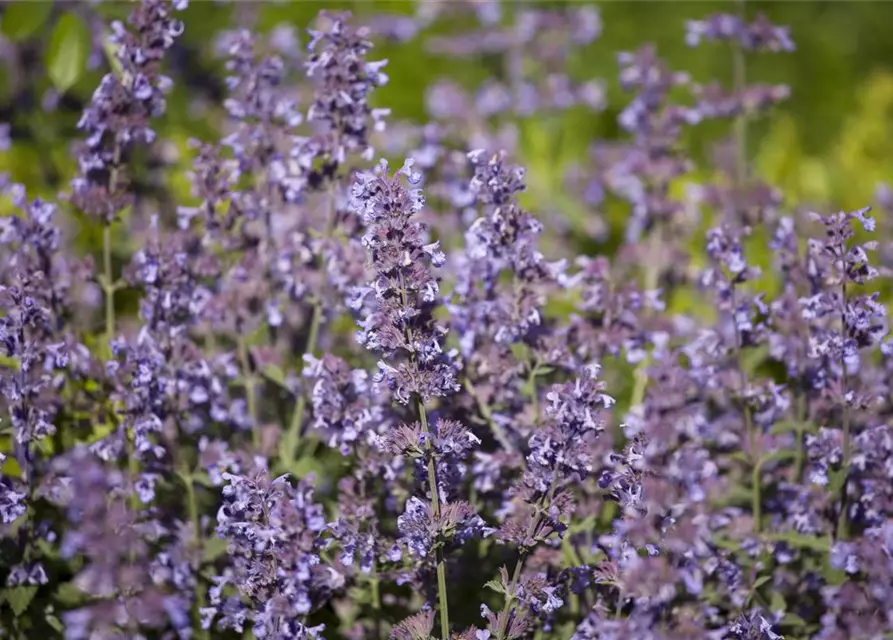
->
[283,298,322,463]
[837,280,851,540]
[792,391,807,482]
[730,284,759,532]
[465,379,514,453]
[495,474,559,640]
[282,186,335,468]
[629,226,664,413]
[417,399,450,639]
[121,412,139,564]
[101,143,122,349]
[369,561,382,639]
[733,0,748,201]
[177,463,208,640]
[527,361,540,424]
[103,224,115,345]
[238,335,261,449]
[614,587,625,620]
[186,485,208,639]
[751,456,764,533]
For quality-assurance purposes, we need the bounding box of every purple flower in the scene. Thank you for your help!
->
[351,158,460,404]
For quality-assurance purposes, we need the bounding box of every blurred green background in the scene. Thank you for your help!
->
[2,0,893,243]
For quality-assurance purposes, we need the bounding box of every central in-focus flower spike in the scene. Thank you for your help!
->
[350,158,459,405]
[351,158,486,638]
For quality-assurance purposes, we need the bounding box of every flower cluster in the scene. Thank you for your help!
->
[1,3,892,640]
[351,158,459,404]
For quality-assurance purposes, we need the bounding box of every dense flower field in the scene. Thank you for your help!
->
[1,2,892,639]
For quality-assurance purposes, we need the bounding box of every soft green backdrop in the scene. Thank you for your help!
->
[2,0,893,255]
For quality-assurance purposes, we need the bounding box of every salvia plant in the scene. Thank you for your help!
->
[0,2,892,639]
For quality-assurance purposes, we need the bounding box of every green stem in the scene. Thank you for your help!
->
[103,224,115,346]
[238,336,260,450]
[418,399,450,639]
[180,469,209,640]
[792,391,807,482]
[527,362,540,424]
[102,141,122,353]
[730,283,759,533]
[837,279,851,540]
[370,565,381,639]
[281,186,335,467]
[629,226,664,416]
[497,559,525,639]
[733,0,748,201]
[561,537,584,616]
[465,379,513,453]
[752,457,763,534]
[746,398,758,530]
[837,392,851,540]
[124,416,139,564]
[495,475,558,640]
[629,356,650,410]
[282,299,323,467]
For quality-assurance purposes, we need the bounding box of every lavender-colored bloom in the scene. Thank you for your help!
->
[305,12,390,168]
[70,0,186,223]
[458,149,560,347]
[0,6,891,640]
[0,466,26,525]
[425,5,605,122]
[397,496,487,558]
[209,471,336,637]
[685,13,795,52]
[48,448,181,638]
[499,365,612,549]
[351,158,459,404]
[391,610,435,640]
[303,353,386,454]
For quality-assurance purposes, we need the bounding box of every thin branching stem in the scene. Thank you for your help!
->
[837,280,851,540]
[495,473,559,640]
[465,378,514,453]
[418,398,450,639]
[283,185,336,467]
[733,0,748,198]
[238,335,261,450]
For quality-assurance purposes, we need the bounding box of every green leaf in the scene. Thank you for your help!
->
[54,582,87,608]
[483,579,505,595]
[5,585,38,616]
[192,470,216,488]
[767,531,831,553]
[102,30,123,76]
[740,344,769,375]
[781,612,806,627]
[827,468,848,494]
[769,590,786,614]
[46,612,64,633]
[1,2,53,41]
[261,364,289,391]
[509,342,531,364]
[536,365,555,377]
[202,536,229,563]
[752,575,772,590]
[45,13,90,93]
[287,453,326,481]
[769,420,802,435]
[745,575,772,605]
[759,450,797,467]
